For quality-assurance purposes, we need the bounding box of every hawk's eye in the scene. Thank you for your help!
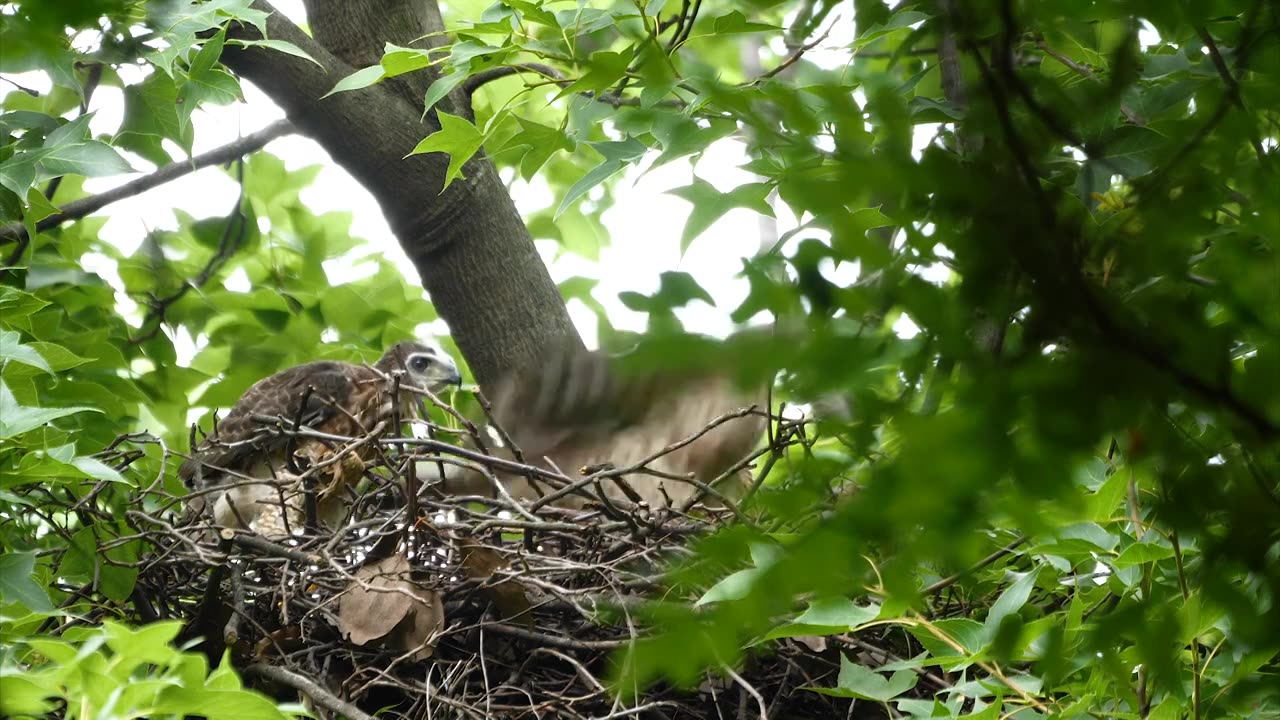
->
[409,355,432,373]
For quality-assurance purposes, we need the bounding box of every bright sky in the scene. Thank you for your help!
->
[18,1,945,365]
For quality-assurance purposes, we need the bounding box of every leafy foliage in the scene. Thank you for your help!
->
[2,0,1278,718]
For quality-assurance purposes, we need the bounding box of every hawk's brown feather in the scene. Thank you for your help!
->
[178,361,380,490]
[182,341,461,532]
[445,341,767,508]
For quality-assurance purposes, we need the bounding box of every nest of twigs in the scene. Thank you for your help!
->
[54,412,932,720]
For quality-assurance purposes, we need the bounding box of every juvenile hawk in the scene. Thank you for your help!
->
[181,341,461,533]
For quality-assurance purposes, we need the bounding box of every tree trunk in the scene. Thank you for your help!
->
[219,0,581,386]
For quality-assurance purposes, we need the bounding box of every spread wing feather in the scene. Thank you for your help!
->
[486,342,766,506]
[179,361,370,488]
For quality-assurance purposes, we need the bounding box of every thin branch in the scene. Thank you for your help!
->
[922,536,1028,595]
[247,664,375,720]
[1035,39,1143,126]
[462,62,565,97]
[1194,24,1266,160]
[0,119,293,245]
[750,18,837,84]
[128,158,250,344]
[462,62,688,111]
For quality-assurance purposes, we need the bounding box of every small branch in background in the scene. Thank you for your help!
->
[668,0,703,53]
[922,536,1028,596]
[750,18,837,84]
[1,75,41,95]
[1194,24,1266,160]
[665,0,697,53]
[461,62,564,98]
[129,158,250,344]
[462,63,689,112]
[1034,39,1143,126]
[0,119,294,246]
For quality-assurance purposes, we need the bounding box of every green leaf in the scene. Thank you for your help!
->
[1112,542,1175,567]
[0,673,54,715]
[0,380,100,439]
[424,71,467,112]
[0,151,43,197]
[235,39,321,67]
[24,186,59,222]
[1101,126,1167,177]
[38,139,135,179]
[58,525,137,602]
[497,116,573,181]
[711,11,782,35]
[555,137,647,218]
[408,110,485,191]
[322,65,386,98]
[177,28,243,131]
[155,688,290,720]
[0,287,50,320]
[117,71,195,162]
[809,655,918,700]
[696,542,781,606]
[49,443,128,483]
[852,11,928,51]
[554,49,634,100]
[381,43,436,78]
[0,551,54,613]
[103,620,183,664]
[984,568,1039,639]
[668,178,775,252]
[1087,464,1127,521]
[0,329,53,375]
[908,618,987,659]
[759,596,881,642]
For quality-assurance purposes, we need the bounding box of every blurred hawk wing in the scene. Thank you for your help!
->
[480,340,768,508]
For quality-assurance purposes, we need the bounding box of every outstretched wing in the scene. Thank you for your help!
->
[486,341,767,506]
[179,361,374,488]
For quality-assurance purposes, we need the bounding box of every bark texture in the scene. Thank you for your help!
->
[220,0,581,386]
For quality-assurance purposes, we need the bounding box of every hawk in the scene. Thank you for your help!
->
[431,340,767,509]
[181,341,462,534]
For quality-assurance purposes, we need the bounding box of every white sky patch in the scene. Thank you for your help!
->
[892,313,921,339]
[1137,21,1161,49]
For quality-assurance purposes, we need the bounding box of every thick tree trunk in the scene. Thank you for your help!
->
[219,0,581,386]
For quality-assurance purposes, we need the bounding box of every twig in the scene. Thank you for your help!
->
[1034,39,1143,126]
[128,158,251,343]
[1194,24,1266,161]
[462,62,564,96]
[751,18,837,84]
[725,664,768,719]
[922,536,1028,595]
[247,664,374,720]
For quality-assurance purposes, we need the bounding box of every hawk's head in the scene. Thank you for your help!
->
[378,341,463,391]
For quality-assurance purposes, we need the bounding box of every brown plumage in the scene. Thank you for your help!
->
[436,340,768,509]
[182,341,461,532]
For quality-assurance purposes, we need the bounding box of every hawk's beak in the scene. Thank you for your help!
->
[444,366,463,387]
[435,357,463,388]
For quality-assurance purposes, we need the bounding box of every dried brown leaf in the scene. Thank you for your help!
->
[338,553,416,646]
[457,539,533,624]
[393,586,445,661]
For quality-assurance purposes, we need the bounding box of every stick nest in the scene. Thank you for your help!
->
[43,407,923,720]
